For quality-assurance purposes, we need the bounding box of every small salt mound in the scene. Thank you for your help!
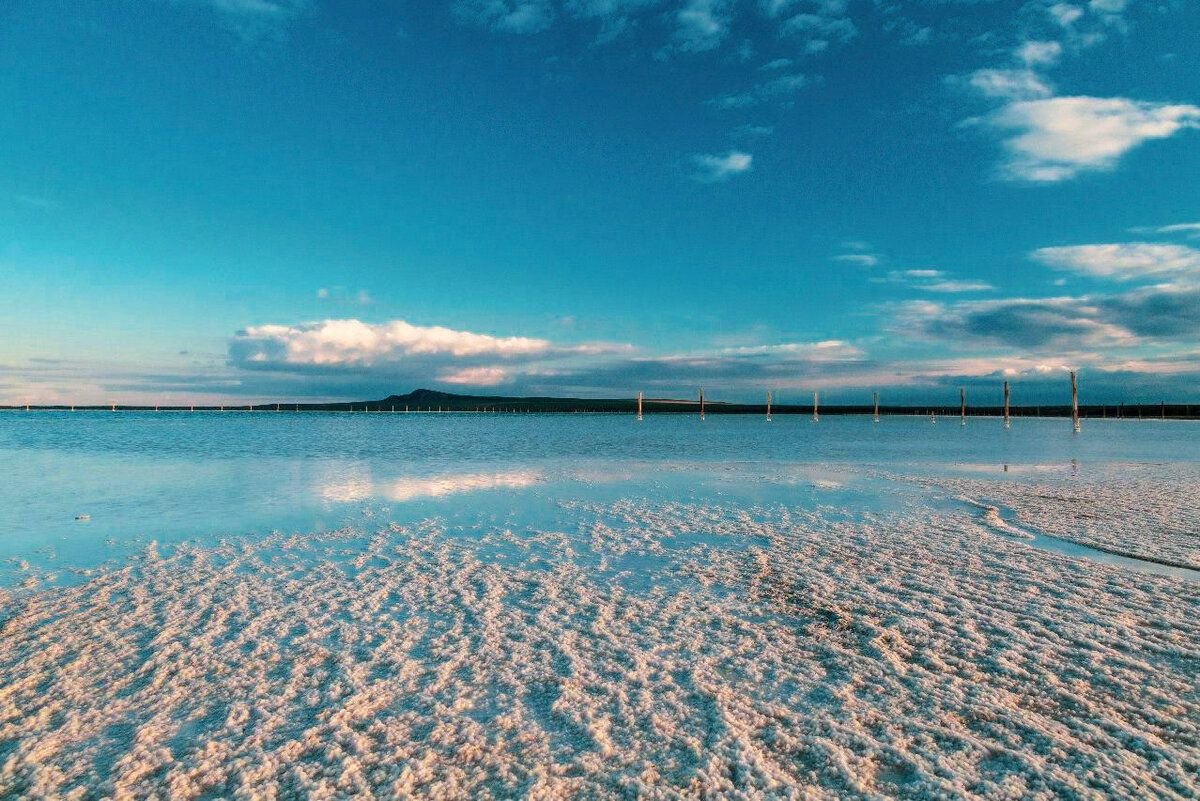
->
[958,496,1036,539]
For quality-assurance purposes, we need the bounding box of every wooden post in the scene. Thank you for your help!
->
[1003,380,1011,429]
[960,387,966,427]
[766,390,772,422]
[873,391,879,423]
[812,390,819,423]
[637,391,643,422]
[699,388,705,421]
[1070,370,1080,432]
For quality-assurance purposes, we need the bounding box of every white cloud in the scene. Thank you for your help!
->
[986,96,1200,182]
[1033,243,1200,280]
[232,319,550,367]
[965,69,1053,101]
[673,0,731,52]
[1016,40,1062,67]
[1048,3,1084,27]
[691,150,753,182]
[439,366,510,385]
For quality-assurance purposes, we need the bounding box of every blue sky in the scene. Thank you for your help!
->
[2,0,1198,405]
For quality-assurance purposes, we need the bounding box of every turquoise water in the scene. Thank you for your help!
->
[2,411,1198,586]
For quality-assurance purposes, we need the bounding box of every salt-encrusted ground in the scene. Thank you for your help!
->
[915,463,1200,570]
[2,488,1197,799]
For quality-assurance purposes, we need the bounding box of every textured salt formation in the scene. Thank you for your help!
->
[1,500,1197,799]
[923,463,1200,570]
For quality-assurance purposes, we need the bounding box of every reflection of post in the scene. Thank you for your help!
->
[766,390,772,422]
[1003,380,1011,429]
[699,388,705,421]
[1070,370,1081,432]
[812,390,819,423]
[960,387,966,427]
[873,391,879,423]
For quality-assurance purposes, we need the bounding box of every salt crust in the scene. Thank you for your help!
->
[1,498,1197,799]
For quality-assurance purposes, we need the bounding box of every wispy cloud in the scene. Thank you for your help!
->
[691,150,753,182]
[454,0,555,34]
[316,287,374,305]
[884,269,994,293]
[707,73,811,109]
[197,0,311,38]
[834,253,878,267]
[1136,222,1200,240]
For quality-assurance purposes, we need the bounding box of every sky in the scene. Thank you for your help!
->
[1,0,1199,405]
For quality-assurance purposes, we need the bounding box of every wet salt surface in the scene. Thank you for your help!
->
[2,413,1199,797]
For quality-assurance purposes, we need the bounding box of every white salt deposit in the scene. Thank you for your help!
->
[926,463,1200,570]
[2,492,1197,799]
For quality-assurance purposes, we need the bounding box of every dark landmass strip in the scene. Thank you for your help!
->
[4,388,1200,418]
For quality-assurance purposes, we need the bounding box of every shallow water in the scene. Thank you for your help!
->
[2,412,1198,798]
[2,411,1198,586]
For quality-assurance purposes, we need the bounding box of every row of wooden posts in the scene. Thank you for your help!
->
[666,371,1084,430]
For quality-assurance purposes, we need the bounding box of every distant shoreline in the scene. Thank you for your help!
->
[4,392,1198,420]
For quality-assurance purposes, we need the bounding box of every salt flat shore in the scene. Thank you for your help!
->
[1,479,1197,799]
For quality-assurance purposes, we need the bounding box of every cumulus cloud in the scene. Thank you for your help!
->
[691,150,753,181]
[1033,243,1200,281]
[231,319,550,368]
[985,96,1200,182]
[899,296,1135,349]
[897,280,1200,352]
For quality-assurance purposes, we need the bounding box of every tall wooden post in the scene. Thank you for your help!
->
[1070,370,1080,432]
